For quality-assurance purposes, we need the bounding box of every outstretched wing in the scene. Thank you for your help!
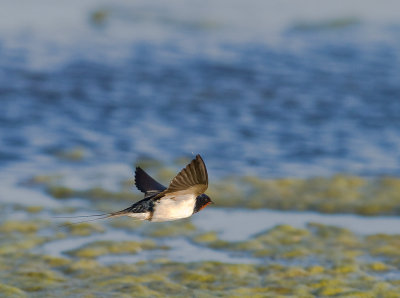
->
[135,167,167,198]
[159,154,208,198]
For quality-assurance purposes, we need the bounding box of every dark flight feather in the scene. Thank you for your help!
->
[135,167,166,198]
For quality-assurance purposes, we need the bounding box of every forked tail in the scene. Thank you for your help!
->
[54,206,138,227]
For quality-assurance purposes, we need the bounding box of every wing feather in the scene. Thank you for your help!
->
[135,167,167,198]
[162,154,208,196]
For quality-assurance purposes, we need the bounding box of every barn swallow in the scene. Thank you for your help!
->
[61,154,212,224]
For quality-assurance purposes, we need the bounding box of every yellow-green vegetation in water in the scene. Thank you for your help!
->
[197,225,318,260]
[27,172,140,201]
[0,283,27,298]
[54,146,86,161]
[366,234,400,263]
[291,17,361,32]
[66,240,165,258]
[1,232,400,297]
[27,168,400,215]
[211,174,400,216]
[43,172,400,216]
[192,223,380,269]
[0,219,50,257]
[0,220,42,234]
[90,8,110,26]
[192,231,219,243]
[62,222,105,236]
[47,185,140,201]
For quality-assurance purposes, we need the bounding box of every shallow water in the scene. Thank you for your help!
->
[37,207,400,265]
[195,209,400,241]
[1,1,400,296]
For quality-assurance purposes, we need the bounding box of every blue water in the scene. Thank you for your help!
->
[1,1,400,179]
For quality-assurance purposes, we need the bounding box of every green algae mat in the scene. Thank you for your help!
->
[1,170,400,297]
[31,172,400,216]
[1,214,400,297]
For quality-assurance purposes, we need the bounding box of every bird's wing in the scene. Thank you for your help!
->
[155,154,208,200]
[135,167,167,198]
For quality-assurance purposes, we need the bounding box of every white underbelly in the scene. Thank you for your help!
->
[127,213,149,220]
[151,194,196,222]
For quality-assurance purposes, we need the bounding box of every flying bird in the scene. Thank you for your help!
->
[62,154,213,224]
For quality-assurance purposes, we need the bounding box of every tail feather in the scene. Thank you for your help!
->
[58,215,112,228]
[53,213,109,219]
[56,206,142,228]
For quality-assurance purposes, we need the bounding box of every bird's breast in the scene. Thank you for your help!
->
[150,194,196,222]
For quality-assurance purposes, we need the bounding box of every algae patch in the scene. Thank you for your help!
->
[5,166,400,296]
[0,220,42,234]
[211,174,400,216]
[62,222,105,236]
[0,283,27,297]
[29,169,400,216]
[0,219,400,296]
[66,240,166,258]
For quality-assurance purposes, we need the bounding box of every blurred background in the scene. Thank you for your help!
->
[1,0,400,179]
[1,0,400,296]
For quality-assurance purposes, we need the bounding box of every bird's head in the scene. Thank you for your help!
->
[193,194,213,213]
